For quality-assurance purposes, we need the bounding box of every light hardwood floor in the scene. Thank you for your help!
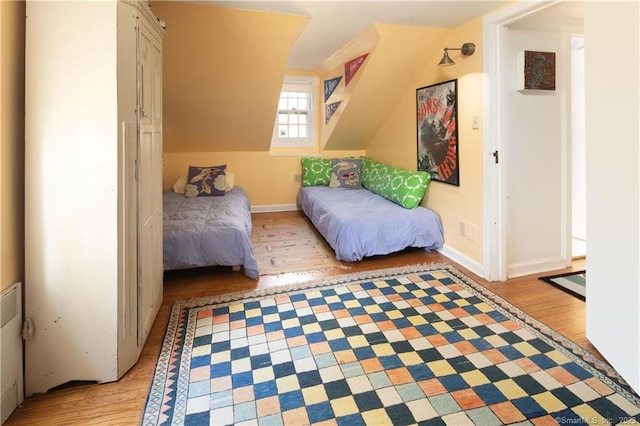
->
[6,211,592,425]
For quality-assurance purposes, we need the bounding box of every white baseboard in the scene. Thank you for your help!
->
[507,256,568,278]
[438,244,486,280]
[251,204,299,213]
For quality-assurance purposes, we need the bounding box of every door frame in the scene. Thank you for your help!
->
[482,0,565,281]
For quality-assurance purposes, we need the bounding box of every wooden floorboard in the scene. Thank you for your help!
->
[6,211,595,425]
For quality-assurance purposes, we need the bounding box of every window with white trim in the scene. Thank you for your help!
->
[271,77,317,148]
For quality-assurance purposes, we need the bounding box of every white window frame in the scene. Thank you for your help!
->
[271,76,317,148]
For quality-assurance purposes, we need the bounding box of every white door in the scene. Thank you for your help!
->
[137,17,163,345]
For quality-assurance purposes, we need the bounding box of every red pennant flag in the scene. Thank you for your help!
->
[345,53,369,86]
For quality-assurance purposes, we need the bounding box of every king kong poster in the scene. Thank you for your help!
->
[416,79,459,186]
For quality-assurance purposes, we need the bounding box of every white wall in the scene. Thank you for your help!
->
[504,28,566,277]
[584,1,640,395]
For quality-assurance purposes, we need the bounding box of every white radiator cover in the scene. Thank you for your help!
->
[1,282,23,424]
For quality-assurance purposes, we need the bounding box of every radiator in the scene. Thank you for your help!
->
[1,283,23,424]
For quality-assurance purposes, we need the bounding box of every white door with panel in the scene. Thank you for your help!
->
[137,16,164,345]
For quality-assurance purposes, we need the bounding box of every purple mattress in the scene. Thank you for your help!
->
[163,187,258,279]
[297,186,443,262]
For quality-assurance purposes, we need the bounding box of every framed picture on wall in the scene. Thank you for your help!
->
[416,79,459,186]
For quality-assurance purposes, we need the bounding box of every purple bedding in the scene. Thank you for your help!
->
[163,188,259,279]
[297,186,444,262]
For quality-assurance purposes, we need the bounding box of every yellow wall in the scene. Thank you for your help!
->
[150,1,308,153]
[368,17,484,264]
[0,1,25,292]
[163,150,365,207]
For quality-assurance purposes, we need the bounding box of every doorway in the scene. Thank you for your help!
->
[482,0,584,281]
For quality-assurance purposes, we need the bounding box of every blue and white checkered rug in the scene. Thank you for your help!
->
[143,264,639,425]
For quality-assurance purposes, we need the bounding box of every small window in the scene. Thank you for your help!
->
[271,77,317,148]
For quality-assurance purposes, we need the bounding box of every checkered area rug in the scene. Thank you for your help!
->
[143,264,640,425]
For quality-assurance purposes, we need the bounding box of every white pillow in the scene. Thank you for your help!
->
[173,174,187,193]
[225,172,236,191]
[173,171,235,193]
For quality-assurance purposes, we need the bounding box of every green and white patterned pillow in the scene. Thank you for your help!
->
[301,157,332,186]
[361,158,430,209]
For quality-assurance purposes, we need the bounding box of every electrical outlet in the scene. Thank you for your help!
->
[467,223,478,242]
[459,221,466,237]
[294,174,302,183]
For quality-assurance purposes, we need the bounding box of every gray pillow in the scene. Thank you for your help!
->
[329,158,362,189]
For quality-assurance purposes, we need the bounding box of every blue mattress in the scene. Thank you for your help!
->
[297,186,444,262]
[163,188,259,279]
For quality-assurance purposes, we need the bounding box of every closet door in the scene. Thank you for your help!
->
[117,2,140,374]
[25,0,122,394]
[137,16,163,344]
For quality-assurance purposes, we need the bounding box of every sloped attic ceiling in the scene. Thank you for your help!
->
[150,1,308,153]
[151,1,490,154]
[201,1,505,70]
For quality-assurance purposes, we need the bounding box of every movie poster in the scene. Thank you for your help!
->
[416,79,459,186]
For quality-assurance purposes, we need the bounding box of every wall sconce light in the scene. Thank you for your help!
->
[438,42,476,66]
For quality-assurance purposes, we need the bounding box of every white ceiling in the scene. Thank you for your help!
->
[508,1,583,32]
[195,1,506,69]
